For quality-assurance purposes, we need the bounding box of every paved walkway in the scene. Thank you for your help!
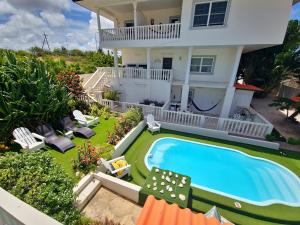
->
[82,187,142,225]
[252,96,300,151]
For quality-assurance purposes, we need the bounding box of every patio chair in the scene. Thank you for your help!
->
[13,127,45,151]
[73,110,99,127]
[98,156,131,178]
[60,116,95,139]
[36,124,75,153]
[147,114,161,133]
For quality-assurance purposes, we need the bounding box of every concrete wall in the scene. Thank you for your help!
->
[0,188,62,225]
[113,121,146,158]
[231,90,254,112]
[112,78,171,103]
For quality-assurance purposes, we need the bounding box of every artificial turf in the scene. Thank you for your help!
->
[124,128,300,225]
[48,116,117,181]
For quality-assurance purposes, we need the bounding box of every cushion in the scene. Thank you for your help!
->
[111,160,128,176]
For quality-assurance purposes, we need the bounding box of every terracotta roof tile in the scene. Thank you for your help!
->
[234,83,263,92]
[136,195,232,225]
[291,96,300,103]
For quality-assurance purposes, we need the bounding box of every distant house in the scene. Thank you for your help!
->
[74,0,298,139]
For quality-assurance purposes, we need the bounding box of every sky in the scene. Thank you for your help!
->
[0,0,299,51]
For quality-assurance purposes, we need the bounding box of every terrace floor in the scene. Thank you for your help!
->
[124,129,300,225]
[82,187,142,225]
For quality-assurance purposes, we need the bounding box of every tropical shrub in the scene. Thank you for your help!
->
[107,108,143,145]
[57,72,84,99]
[73,141,112,173]
[0,152,80,224]
[103,90,120,101]
[90,103,104,117]
[0,52,70,142]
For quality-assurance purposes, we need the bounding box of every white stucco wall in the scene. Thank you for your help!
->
[121,47,236,83]
[231,89,254,112]
[111,78,171,103]
[191,87,225,115]
[180,0,292,46]
[101,0,292,49]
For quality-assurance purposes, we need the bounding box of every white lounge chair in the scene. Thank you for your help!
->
[73,110,99,127]
[147,114,161,133]
[13,127,45,151]
[99,156,131,178]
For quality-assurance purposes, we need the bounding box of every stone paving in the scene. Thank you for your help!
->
[82,187,142,225]
[252,96,300,152]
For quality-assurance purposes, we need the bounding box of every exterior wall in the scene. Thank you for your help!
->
[191,47,236,83]
[100,0,292,48]
[111,78,171,103]
[231,90,254,112]
[117,7,181,26]
[122,47,236,83]
[191,87,225,115]
[180,0,292,46]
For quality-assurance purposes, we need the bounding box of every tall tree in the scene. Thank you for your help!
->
[238,20,300,92]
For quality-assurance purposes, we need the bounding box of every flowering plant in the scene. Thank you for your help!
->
[57,72,84,99]
[73,141,112,173]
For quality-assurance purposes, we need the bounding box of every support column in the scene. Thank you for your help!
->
[133,1,137,39]
[180,47,193,111]
[220,46,244,118]
[146,48,151,79]
[96,11,102,51]
[113,48,120,87]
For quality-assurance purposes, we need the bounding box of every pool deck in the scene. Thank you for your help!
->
[82,187,142,225]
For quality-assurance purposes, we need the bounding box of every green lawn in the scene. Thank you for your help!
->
[47,116,117,181]
[124,129,300,225]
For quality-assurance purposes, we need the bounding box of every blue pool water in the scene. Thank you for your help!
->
[145,138,300,206]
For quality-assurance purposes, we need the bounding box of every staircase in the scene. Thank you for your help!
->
[83,68,112,101]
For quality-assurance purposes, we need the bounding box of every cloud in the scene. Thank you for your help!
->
[40,11,67,27]
[0,0,114,50]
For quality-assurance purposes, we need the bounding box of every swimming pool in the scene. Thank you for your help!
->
[145,138,300,206]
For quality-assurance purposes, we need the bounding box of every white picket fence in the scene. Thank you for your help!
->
[99,99,273,139]
[101,23,181,41]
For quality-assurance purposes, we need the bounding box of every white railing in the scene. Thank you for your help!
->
[136,23,181,40]
[119,68,148,79]
[101,23,181,41]
[97,99,273,139]
[95,67,172,82]
[150,69,173,81]
[101,27,135,41]
[219,118,273,138]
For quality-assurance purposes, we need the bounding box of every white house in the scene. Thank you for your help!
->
[74,0,298,139]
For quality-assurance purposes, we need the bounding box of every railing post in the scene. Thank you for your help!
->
[199,116,205,128]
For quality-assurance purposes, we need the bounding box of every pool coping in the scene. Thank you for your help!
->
[144,137,300,207]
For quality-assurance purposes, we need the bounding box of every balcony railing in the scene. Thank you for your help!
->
[98,67,173,81]
[101,23,181,41]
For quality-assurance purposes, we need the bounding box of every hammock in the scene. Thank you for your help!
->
[189,98,223,112]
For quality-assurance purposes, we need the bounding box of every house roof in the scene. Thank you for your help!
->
[291,96,300,103]
[136,195,232,225]
[234,83,264,92]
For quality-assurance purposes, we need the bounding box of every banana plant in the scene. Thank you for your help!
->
[0,51,71,143]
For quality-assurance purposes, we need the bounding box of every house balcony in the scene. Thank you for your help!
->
[101,23,181,43]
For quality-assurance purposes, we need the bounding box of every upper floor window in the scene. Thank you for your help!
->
[190,56,215,74]
[192,1,228,28]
